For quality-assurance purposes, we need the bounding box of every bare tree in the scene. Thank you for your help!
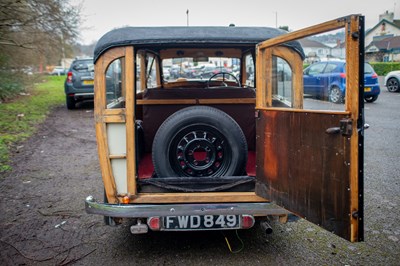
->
[0,0,80,69]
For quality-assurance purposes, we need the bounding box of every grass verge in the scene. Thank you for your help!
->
[0,76,65,173]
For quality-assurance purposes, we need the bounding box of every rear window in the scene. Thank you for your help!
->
[72,59,94,72]
[364,63,374,74]
[342,63,375,74]
[162,57,240,81]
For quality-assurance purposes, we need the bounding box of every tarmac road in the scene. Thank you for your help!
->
[0,80,399,265]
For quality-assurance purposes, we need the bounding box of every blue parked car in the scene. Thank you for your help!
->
[303,61,380,103]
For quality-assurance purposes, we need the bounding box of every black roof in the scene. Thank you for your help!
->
[94,26,304,62]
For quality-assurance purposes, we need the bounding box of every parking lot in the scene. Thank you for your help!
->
[0,78,399,265]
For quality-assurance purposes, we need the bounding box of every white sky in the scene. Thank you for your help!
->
[73,0,400,45]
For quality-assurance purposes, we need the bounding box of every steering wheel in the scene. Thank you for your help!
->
[207,72,240,88]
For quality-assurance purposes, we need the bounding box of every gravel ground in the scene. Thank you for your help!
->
[0,84,399,265]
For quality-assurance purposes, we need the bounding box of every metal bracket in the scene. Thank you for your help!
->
[326,118,353,136]
[339,118,353,136]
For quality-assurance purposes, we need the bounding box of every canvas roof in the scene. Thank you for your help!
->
[94,26,305,62]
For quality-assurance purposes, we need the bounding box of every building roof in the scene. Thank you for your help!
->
[369,35,400,51]
[93,26,305,62]
[298,38,331,48]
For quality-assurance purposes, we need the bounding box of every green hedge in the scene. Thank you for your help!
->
[367,62,400,76]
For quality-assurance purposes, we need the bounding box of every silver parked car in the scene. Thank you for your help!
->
[384,70,400,92]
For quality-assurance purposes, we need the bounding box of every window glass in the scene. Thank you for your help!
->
[161,56,240,82]
[364,63,374,74]
[271,56,293,108]
[306,63,326,75]
[72,59,94,72]
[244,54,254,87]
[106,58,125,109]
[136,54,142,92]
[300,30,347,111]
[324,63,339,73]
[146,54,157,88]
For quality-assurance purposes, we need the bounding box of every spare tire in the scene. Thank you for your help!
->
[152,106,247,178]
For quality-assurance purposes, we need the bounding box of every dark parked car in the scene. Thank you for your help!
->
[303,61,380,103]
[64,58,94,109]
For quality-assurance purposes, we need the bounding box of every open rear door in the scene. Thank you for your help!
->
[255,15,364,242]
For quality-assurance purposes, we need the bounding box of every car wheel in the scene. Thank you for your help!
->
[329,86,343,104]
[66,96,76,110]
[386,77,400,92]
[152,106,248,178]
[365,95,378,103]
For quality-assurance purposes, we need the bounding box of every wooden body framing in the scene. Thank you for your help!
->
[94,46,266,205]
[94,15,363,241]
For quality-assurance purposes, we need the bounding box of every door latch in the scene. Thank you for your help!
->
[326,118,353,136]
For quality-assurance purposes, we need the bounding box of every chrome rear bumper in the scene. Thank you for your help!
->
[85,195,289,218]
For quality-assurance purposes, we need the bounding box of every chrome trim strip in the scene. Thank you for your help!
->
[85,195,289,218]
[74,92,94,96]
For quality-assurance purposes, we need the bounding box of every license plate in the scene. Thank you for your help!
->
[83,80,94,85]
[364,87,371,92]
[163,215,240,230]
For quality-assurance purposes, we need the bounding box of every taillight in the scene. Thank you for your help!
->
[122,195,130,204]
[241,215,255,229]
[66,71,73,83]
[340,73,346,78]
[372,73,378,79]
[147,217,161,231]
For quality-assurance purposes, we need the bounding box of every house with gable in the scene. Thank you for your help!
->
[366,36,400,61]
[365,11,400,46]
[365,10,400,62]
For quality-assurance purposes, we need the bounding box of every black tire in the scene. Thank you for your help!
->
[329,86,343,104]
[152,106,248,178]
[66,95,76,110]
[386,77,400,92]
[365,95,378,103]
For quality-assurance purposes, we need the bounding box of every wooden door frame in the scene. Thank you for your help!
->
[255,15,364,242]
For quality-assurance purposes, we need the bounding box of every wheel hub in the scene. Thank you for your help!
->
[172,129,227,177]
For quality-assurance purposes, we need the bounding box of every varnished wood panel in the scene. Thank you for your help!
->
[137,98,255,105]
[257,107,350,115]
[94,48,126,204]
[256,110,352,240]
[345,15,363,242]
[121,192,268,204]
[125,47,136,195]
